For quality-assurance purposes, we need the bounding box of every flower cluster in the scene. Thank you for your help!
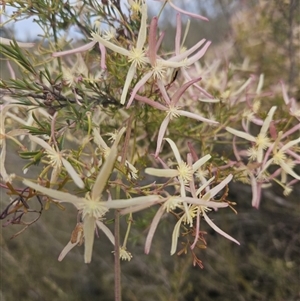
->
[1,0,299,269]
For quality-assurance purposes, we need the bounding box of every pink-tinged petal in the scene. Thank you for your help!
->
[178,110,218,124]
[226,127,256,142]
[145,205,165,254]
[167,39,207,63]
[121,64,136,105]
[249,174,261,208]
[106,195,161,209]
[148,17,158,65]
[203,174,233,199]
[175,13,182,55]
[92,127,125,199]
[260,106,277,136]
[180,197,228,208]
[136,2,147,50]
[0,37,34,48]
[171,215,185,255]
[185,41,211,65]
[23,179,85,208]
[96,220,115,245]
[83,216,96,263]
[145,168,179,178]
[168,1,209,21]
[156,31,165,52]
[155,116,171,157]
[98,43,107,69]
[53,41,96,57]
[203,211,240,245]
[61,158,85,189]
[127,71,154,108]
[191,207,200,250]
[134,94,167,111]
[165,138,182,164]
[157,80,172,105]
[171,77,202,105]
[192,154,211,171]
[58,241,78,262]
[181,68,214,98]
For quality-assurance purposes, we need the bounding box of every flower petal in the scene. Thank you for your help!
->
[145,168,179,178]
[144,205,165,254]
[83,216,96,263]
[203,211,240,245]
[96,220,115,246]
[23,179,85,208]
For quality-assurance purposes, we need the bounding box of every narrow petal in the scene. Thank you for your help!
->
[260,106,277,136]
[192,154,211,171]
[280,161,300,180]
[203,174,233,199]
[171,215,185,255]
[136,2,148,49]
[96,220,115,245]
[165,138,182,164]
[171,77,202,105]
[180,197,228,208]
[168,1,209,21]
[178,110,218,124]
[145,168,179,178]
[28,134,52,151]
[185,41,211,66]
[133,94,167,111]
[23,179,85,208]
[83,216,96,263]
[52,41,96,57]
[226,127,256,142]
[92,128,125,199]
[61,158,85,189]
[148,17,158,65]
[167,39,206,63]
[58,241,78,262]
[280,137,300,152]
[155,116,171,157]
[145,205,165,254]
[105,195,161,209]
[203,212,240,245]
[127,71,154,108]
[91,32,130,57]
[121,63,136,105]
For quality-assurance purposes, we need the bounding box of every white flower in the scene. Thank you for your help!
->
[24,128,161,263]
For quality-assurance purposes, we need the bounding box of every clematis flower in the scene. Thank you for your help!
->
[91,2,148,104]
[144,172,238,255]
[28,135,85,189]
[134,78,218,157]
[126,15,212,107]
[259,132,300,181]
[24,128,161,263]
[226,106,277,163]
